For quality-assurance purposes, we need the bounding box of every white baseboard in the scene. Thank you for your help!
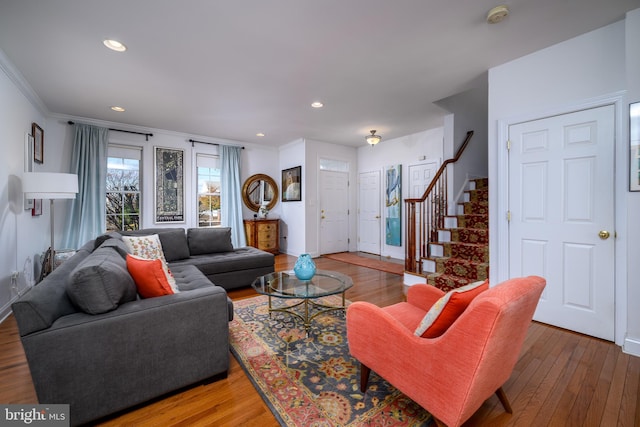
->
[404,272,426,286]
[623,337,640,357]
[0,297,17,324]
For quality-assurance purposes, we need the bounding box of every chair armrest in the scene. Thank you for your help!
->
[406,284,445,310]
[347,301,430,369]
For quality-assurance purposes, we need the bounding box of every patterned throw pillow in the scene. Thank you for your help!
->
[122,234,178,292]
[126,254,179,298]
[122,234,167,263]
[414,279,489,338]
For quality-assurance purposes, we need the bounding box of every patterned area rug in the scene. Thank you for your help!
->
[230,295,432,426]
[322,252,404,276]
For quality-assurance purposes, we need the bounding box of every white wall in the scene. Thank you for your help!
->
[435,79,489,205]
[488,15,637,353]
[0,55,49,320]
[278,139,306,255]
[624,8,640,356]
[44,115,279,233]
[357,128,444,260]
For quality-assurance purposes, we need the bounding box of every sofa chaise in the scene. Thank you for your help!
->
[11,227,274,425]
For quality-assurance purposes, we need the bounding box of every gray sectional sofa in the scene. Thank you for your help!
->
[11,227,274,426]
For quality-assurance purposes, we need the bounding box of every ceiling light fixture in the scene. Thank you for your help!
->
[311,102,324,108]
[110,106,125,112]
[103,39,127,52]
[256,132,265,137]
[365,130,381,146]
[487,5,509,24]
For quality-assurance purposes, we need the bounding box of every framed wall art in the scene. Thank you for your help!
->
[32,122,43,164]
[385,164,402,246]
[282,166,301,202]
[24,132,34,210]
[630,101,640,191]
[154,147,185,223]
[32,199,42,216]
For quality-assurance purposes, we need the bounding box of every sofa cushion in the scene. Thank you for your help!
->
[126,255,177,298]
[414,279,489,338]
[122,234,168,263]
[66,246,137,315]
[96,236,130,259]
[187,227,233,255]
[170,246,273,275]
[156,229,190,262]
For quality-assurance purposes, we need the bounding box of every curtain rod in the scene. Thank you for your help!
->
[67,121,153,141]
[188,138,244,149]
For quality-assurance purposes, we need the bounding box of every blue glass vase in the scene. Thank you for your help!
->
[294,253,316,281]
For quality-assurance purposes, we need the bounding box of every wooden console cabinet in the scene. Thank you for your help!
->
[244,219,279,254]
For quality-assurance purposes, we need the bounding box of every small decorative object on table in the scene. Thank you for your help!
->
[294,253,316,281]
[258,201,269,218]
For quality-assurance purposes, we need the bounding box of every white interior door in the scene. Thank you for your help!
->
[408,161,439,198]
[358,171,381,254]
[508,105,615,341]
[320,170,349,254]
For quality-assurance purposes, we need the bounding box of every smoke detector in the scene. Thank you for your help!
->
[487,5,509,24]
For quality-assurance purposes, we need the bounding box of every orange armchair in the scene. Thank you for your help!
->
[346,276,546,427]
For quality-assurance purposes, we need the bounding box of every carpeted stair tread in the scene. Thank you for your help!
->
[427,272,475,292]
[463,201,488,215]
[440,241,489,263]
[435,257,489,281]
[448,214,488,229]
[467,188,489,203]
[449,228,489,245]
[471,178,488,189]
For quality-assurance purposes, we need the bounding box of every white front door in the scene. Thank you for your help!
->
[358,171,381,254]
[508,104,615,341]
[319,170,349,254]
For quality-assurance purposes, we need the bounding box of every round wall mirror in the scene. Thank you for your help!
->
[242,174,279,212]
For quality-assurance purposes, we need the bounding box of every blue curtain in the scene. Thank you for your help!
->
[221,145,246,247]
[61,124,108,249]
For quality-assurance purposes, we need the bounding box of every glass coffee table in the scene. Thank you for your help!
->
[251,270,353,332]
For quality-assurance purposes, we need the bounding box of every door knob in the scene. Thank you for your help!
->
[598,230,610,240]
[375,215,380,219]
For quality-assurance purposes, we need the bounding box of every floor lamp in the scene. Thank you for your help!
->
[22,172,79,272]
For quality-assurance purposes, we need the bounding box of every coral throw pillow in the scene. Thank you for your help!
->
[414,279,489,338]
[126,254,176,298]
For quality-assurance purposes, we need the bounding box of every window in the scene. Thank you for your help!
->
[106,145,142,231]
[197,154,221,227]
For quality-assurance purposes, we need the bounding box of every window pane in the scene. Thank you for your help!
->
[196,164,221,227]
[106,152,140,231]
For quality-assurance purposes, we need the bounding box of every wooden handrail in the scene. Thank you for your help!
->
[404,130,474,273]
[405,130,474,204]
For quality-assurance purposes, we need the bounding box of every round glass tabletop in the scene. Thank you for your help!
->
[251,270,353,299]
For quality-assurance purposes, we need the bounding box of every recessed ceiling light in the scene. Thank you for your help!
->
[110,106,125,112]
[311,102,324,108]
[103,39,127,52]
[256,132,265,137]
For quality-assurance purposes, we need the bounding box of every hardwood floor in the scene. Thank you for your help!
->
[0,254,638,426]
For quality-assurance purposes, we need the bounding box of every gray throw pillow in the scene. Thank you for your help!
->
[187,227,233,255]
[66,246,137,314]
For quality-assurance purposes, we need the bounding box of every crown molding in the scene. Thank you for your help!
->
[0,48,48,116]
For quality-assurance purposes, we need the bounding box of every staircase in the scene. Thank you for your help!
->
[421,178,489,292]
